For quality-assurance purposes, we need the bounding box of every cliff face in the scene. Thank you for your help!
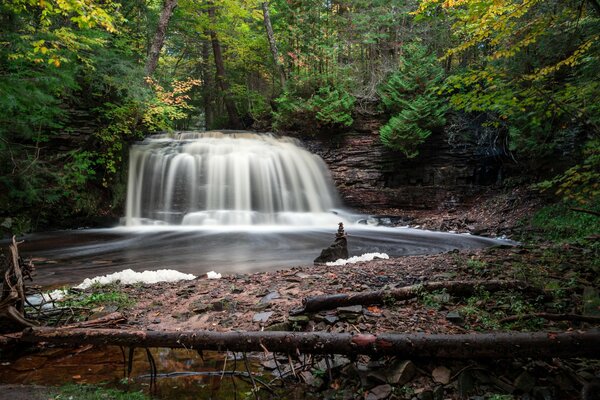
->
[300,116,505,211]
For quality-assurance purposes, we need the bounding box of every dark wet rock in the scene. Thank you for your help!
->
[446,311,464,324]
[314,223,349,264]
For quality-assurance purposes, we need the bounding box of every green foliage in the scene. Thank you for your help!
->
[311,86,355,128]
[536,139,600,205]
[378,42,447,157]
[63,286,133,309]
[273,74,355,133]
[417,0,600,163]
[55,384,148,400]
[530,202,600,244]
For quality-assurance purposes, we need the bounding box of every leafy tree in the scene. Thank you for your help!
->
[378,42,447,157]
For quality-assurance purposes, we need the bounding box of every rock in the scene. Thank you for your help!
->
[386,360,416,385]
[265,322,291,331]
[252,311,273,323]
[314,223,349,264]
[432,366,452,384]
[259,291,280,304]
[324,315,339,324]
[261,358,278,370]
[514,371,535,393]
[190,302,211,314]
[445,311,464,324]
[288,315,310,324]
[366,384,392,400]
[337,305,363,314]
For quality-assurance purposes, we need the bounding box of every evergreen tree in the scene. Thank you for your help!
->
[378,42,447,157]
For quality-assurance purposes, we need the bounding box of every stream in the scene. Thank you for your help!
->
[19,225,506,288]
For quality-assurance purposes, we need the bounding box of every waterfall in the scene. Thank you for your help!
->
[124,131,344,226]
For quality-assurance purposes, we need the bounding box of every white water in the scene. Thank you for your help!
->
[125,131,344,226]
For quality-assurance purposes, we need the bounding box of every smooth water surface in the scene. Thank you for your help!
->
[19,225,507,287]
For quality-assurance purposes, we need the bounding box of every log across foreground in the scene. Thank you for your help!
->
[20,328,600,359]
[294,280,546,314]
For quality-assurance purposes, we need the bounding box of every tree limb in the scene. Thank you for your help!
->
[293,280,546,315]
[17,328,600,359]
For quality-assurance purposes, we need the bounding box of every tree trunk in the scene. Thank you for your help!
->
[18,328,600,359]
[261,2,285,87]
[207,6,241,129]
[200,40,216,129]
[293,280,546,315]
[145,0,178,77]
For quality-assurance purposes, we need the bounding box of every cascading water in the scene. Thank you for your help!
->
[125,131,344,226]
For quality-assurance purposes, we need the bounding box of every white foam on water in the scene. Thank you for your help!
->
[75,268,197,289]
[326,252,389,266]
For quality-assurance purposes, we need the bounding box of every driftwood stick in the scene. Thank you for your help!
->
[501,313,600,324]
[18,328,600,359]
[0,237,37,328]
[294,280,545,315]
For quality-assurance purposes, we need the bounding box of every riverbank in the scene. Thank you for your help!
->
[2,187,599,399]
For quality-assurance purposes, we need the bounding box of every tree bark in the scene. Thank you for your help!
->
[18,328,600,359]
[293,280,546,315]
[207,6,242,129]
[261,2,285,87]
[200,40,216,129]
[145,0,178,77]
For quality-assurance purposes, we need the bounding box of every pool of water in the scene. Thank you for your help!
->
[16,225,508,287]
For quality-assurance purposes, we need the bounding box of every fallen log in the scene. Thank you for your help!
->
[293,280,546,315]
[19,328,600,359]
[501,313,600,324]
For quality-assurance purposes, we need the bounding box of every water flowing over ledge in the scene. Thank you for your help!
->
[125,131,343,226]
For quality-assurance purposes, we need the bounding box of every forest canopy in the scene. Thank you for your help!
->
[1,0,599,232]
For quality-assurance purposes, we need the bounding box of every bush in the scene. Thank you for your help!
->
[273,74,355,133]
